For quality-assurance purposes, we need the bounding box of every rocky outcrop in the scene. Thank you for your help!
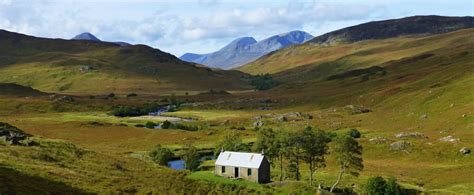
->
[0,122,31,145]
[439,135,460,143]
[395,132,428,139]
[459,147,471,155]
[390,141,413,152]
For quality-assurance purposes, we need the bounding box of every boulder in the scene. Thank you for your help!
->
[439,135,460,143]
[459,147,471,155]
[345,105,372,115]
[390,141,413,151]
[0,122,31,145]
[369,137,389,144]
[420,114,428,119]
[395,132,428,139]
[253,121,264,127]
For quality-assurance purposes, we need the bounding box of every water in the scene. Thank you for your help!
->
[167,154,215,170]
[167,159,185,170]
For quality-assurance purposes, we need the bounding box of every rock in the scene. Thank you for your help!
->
[420,114,428,119]
[439,135,460,143]
[390,141,413,151]
[369,137,389,144]
[462,114,467,118]
[275,112,304,122]
[395,132,428,139]
[459,147,471,155]
[345,105,372,115]
[79,65,93,73]
[253,121,264,127]
[0,122,31,145]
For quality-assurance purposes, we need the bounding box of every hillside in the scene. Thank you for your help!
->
[180,31,313,69]
[239,16,474,74]
[0,30,252,94]
[0,83,48,97]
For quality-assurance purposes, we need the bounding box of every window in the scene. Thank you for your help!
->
[221,166,225,173]
[248,168,252,176]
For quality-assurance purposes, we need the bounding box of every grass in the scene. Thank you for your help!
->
[0,29,473,193]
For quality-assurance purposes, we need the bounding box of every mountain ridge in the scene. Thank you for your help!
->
[240,15,474,74]
[180,30,313,69]
[0,29,252,93]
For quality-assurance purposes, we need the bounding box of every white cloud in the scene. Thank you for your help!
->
[0,0,470,56]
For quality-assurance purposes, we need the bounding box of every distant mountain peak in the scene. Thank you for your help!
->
[71,32,101,41]
[179,31,313,69]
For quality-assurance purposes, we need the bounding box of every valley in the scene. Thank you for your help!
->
[0,15,473,194]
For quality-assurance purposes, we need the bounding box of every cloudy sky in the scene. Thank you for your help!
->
[0,0,472,56]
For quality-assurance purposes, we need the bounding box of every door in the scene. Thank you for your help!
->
[234,167,239,178]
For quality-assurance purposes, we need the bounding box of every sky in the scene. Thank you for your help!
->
[0,0,472,56]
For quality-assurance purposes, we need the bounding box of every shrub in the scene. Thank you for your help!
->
[145,121,158,129]
[126,93,137,98]
[365,176,387,195]
[250,74,279,91]
[385,177,402,195]
[161,120,172,129]
[348,128,361,138]
[149,144,174,166]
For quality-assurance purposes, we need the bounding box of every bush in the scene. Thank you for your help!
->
[126,93,137,98]
[111,102,165,117]
[149,144,174,166]
[385,177,402,195]
[365,176,386,195]
[145,121,158,129]
[348,128,361,138]
[250,74,279,91]
[161,120,172,129]
[365,176,402,195]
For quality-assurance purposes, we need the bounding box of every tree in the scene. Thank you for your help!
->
[330,135,364,192]
[169,93,178,106]
[181,143,200,171]
[254,128,285,181]
[385,177,402,195]
[299,126,331,186]
[214,131,250,155]
[149,144,174,166]
[283,131,303,181]
[365,176,387,195]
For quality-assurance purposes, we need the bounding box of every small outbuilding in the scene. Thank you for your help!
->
[214,151,270,183]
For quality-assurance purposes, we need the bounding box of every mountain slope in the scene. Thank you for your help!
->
[0,83,49,96]
[240,16,474,74]
[71,32,101,41]
[310,15,474,45]
[0,30,252,94]
[180,31,313,69]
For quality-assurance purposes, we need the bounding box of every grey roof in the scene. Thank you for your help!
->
[215,151,265,169]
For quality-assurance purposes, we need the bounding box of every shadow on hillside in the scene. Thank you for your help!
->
[0,165,92,194]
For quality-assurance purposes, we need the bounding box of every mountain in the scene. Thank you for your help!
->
[71,32,132,46]
[71,32,101,41]
[0,29,252,93]
[309,15,474,45]
[240,15,474,74]
[179,30,313,69]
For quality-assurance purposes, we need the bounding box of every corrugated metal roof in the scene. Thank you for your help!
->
[215,151,265,169]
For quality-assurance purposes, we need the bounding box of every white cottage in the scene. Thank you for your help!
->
[214,151,270,183]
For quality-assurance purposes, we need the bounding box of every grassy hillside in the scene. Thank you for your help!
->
[0,30,252,94]
[239,29,474,76]
[0,83,49,97]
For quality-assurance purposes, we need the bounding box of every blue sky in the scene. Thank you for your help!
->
[0,0,472,56]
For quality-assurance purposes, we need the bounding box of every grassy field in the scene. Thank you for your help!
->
[0,29,473,193]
